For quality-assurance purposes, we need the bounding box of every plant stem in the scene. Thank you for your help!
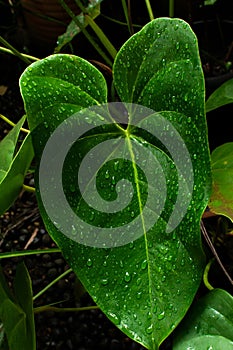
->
[0,46,39,62]
[75,0,118,57]
[33,268,73,301]
[121,0,133,35]
[100,14,142,29]
[0,36,32,64]
[144,0,154,21]
[22,184,35,193]
[0,113,29,133]
[59,0,113,66]
[85,15,117,59]
[0,248,61,259]
[34,305,99,314]
[203,259,214,290]
[169,0,175,17]
[201,220,233,286]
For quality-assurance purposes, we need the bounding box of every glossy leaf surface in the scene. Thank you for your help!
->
[20,18,211,349]
[173,288,233,349]
[209,142,233,221]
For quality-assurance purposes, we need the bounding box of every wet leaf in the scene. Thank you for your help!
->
[20,19,211,350]
[20,54,107,131]
[173,288,233,349]
[206,78,233,112]
[209,142,233,221]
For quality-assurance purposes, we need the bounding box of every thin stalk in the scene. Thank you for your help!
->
[0,46,39,61]
[169,0,175,18]
[0,113,29,133]
[0,36,31,64]
[33,268,73,301]
[145,0,154,21]
[121,0,133,35]
[101,14,142,29]
[75,0,118,58]
[0,248,61,259]
[34,305,99,314]
[74,0,87,13]
[85,15,117,59]
[203,259,214,290]
[201,220,233,286]
[59,0,112,66]
[22,184,35,193]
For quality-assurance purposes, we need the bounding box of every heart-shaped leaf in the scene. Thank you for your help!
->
[20,18,211,349]
[209,142,233,221]
[173,288,233,349]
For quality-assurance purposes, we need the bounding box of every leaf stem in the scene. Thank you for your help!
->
[201,221,233,286]
[33,268,73,301]
[0,36,32,64]
[85,15,117,59]
[144,0,154,21]
[121,0,133,35]
[34,305,99,314]
[169,0,175,17]
[0,248,61,259]
[203,259,214,290]
[59,0,113,66]
[0,46,39,62]
[0,113,29,133]
[22,184,36,193]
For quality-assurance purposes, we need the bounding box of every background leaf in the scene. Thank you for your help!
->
[206,78,233,112]
[0,133,34,216]
[209,142,233,221]
[0,116,26,182]
[20,19,211,349]
[0,264,36,350]
[14,263,36,350]
[55,1,103,53]
[173,288,233,349]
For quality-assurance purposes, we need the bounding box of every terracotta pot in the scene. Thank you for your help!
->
[20,0,80,48]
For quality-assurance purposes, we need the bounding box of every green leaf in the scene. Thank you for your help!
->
[173,288,233,349]
[0,264,36,350]
[20,54,107,131]
[0,267,27,350]
[0,116,26,182]
[55,1,102,53]
[0,133,34,216]
[208,142,233,221]
[20,19,211,350]
[206,78,233,112]
[204,0,218,5]
[14,263,36,350]
[113,18,205,128]
[175,335,233,349]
